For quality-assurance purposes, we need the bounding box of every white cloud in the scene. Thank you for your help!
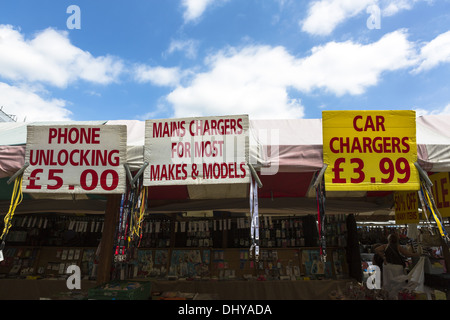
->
[300,0,376,36]
[442,104,450,114]
[134,65,185,87]
[300,0,432,36]
[166,45,305,119]
[166,39,199,59]
[164,30,416,119]
[413,30,450,73]
[0,82,71,121]
[181,0,229,23]
[0,25,124,88]
[414,103,450,116]
[0,25,126,122]
[381,0,432,16]
[295,29,417,95]
[382,0,414,16]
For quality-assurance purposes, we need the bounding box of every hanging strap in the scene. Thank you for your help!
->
[114,192,126,261]
[418,188,434,232]
[253,177,259,261]
[421,182,448,242]
[249,176,254,249]
[415,162,448,243]
[315,171,326,262]
[249,176,259,262]
[115,173,149,263]
[0,173,24,261]
[130,176,148,246]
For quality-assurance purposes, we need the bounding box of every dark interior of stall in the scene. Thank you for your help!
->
[0,175,449,300]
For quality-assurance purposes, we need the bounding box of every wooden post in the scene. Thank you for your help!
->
[96,194,122,285]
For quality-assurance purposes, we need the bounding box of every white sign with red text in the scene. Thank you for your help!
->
[144,115,249,186]
[22,125,127,194]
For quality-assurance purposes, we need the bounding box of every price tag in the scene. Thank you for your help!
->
[429,172,450,217]
[322,110,419,191]
[22,125,127,194]
[394,191,419,224]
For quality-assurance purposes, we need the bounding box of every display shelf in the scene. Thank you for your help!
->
[0,246,40,278]
[134,213,347,249]
[0,246,97,279]
[113,246,348,282]
[0,213,104,247]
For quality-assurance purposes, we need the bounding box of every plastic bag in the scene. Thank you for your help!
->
[382,257,426,299]
[407,256,425,292]
[382,264,407,299]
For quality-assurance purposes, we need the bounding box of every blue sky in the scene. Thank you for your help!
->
[0,0,449,122]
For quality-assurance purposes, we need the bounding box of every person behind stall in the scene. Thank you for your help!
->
[375,233,420,268]
[375,233,420,295]
[371,243,384,272]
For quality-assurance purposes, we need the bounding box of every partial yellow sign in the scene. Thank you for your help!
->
[323,110,419,191]
[394,191,419,224]
[429,172,450,218]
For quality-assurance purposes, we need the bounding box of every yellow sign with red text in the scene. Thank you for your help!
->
[323,110,419,191]
[429,172,450,218]
[394,191,419,224]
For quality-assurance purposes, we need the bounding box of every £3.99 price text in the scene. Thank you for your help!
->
[331,157,411,184]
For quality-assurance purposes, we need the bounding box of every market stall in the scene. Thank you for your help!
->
[0,112,450,300]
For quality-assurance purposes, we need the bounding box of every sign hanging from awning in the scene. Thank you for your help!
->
[22,125,127,194]
[143,115,250,186]
[394,191,419,224]
[429,172,450,218]
[322,110,419,191]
